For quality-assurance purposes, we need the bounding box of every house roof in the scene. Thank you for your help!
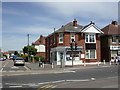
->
[55,22,83,33]
[101,21,120,35]
[32,35,46,45]
[46,19,83,37]
[80,21,104,34]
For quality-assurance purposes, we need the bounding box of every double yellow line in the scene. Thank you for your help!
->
[24,66,31,70]
[37,85,55,90]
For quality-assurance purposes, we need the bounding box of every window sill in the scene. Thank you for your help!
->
[85,42,96,43]
[59,42,63,44]
[85,58,96,59]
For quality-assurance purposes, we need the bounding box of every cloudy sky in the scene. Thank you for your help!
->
[2,1,118,52]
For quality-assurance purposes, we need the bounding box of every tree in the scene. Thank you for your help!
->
[14,51,19,56]
[23,46,37,56]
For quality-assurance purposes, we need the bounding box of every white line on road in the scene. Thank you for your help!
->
[64,71,76,73]
[51,80,65,84]
[66,79,90,82]
[0,68,3,71]
[91,78,96,81]
[3,61,9,67]
[9,85,23,88]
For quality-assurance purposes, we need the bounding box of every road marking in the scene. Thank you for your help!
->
[51,80,65,84]
[91,78,96,81]
[0,68,3,71]
[64,71,76,73]
[24,66,31,70]
[9,85,22,88]
[100,66,110,67]
[66,79,90,82]
[37,85,55,90]
[11,66,19,69]
[3,61,9,67]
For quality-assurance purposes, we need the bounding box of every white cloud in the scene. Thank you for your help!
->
[35,2,118,21]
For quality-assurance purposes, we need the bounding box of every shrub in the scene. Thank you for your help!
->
[33,56,45,62]
[22,55,28,62]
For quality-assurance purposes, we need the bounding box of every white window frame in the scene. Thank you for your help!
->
[71,33,75,42]
[85,34,96,43]
[59,33,63,43]
[85,50,96,59]
[112,36,116,44]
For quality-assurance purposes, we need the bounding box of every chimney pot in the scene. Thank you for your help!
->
[111,21,118,25]
[73,18,77,26]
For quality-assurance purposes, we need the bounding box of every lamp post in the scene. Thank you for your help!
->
[27,34,30,62]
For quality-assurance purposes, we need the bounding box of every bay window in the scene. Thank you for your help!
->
[86,50,96,59]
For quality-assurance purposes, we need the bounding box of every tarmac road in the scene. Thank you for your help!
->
[2,65,119,89]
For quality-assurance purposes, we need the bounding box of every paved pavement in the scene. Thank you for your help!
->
[25,61,112,70]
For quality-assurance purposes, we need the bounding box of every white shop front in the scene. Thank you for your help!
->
[50,46,83,65]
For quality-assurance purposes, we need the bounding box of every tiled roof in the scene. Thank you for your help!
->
[101,21,120,35]
[56,22,83,33]
[32,35,46,45]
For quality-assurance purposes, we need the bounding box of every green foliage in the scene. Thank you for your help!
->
[14,51,19,56]
[3,55,7,59]
[22,55,28,62]
[33,56,45,62]
[23,46,37,56]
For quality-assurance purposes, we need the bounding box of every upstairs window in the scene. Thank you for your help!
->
[71,33,75,42]
[85,34,96,43]
[59,33,63,43]
[112,36,116,43]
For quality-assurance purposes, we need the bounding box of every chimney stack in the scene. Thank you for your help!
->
[111,21,118,25]
[73,18,77,26]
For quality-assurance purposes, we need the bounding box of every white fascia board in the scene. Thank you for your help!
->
[81,24,104,34]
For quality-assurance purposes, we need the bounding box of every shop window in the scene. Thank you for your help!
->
[66,51,79,61]
[86,50,96,59]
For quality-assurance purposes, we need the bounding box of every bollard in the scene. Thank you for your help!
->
[51,63,54,69]
[103,60,106,65]
[42,62,44,68]
[84,61,86,66]
[39,62,43,67]
[110,61,111,65]
[97,61,99,66]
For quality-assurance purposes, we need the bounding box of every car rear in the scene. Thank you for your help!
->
[14,58,25,66]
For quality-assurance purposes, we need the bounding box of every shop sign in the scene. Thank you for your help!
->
[110,46,120,50]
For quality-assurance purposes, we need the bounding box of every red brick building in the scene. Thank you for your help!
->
[101,21,120,62]
[46,19,103,65]
[32,35,46,58]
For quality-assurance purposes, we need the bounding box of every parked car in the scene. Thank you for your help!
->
[14,57,25,66]
[0,57,4,61]
[0,57,6,61]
